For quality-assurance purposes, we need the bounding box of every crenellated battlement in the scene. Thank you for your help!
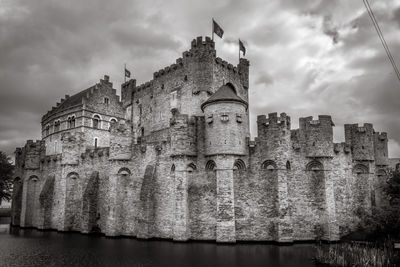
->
[25,139,44,148]
[190,36,215,50]
[257,112,291,130]
[374,132,387,141]
[153,58,184,79]
[300,115,334,128]
[345,123,375,161]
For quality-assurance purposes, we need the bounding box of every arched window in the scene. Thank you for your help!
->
[187,163,197,173]
[205,160,216,171]
[376,169,387,178]
[233,159,246,170]
[92,115,101,129]
[29,175,39,182]
[45,125,50,136]
[286,161,291,170]
[306,160,324,171]
[353,164,369,175]
[118,167,131,177]
[171,164,175,173]
[94,137,98,148]
[109,118,117,130]
[69,116,76,128]
[262,160,277,171]
[54,120,60,132]
[67,172,79,180]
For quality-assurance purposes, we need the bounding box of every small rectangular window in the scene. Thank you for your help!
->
[206,114,213,124]
[220,113,229,122]
[104,97,109,104]
[236,114,242,123]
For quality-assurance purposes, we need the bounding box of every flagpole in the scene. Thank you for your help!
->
[238,39,240,60]
[212,18,214,41]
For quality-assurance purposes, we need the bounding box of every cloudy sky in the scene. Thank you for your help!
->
[0,0,399,157]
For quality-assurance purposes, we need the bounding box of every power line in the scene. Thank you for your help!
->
[363,0,400,83]
[364,0,400,80]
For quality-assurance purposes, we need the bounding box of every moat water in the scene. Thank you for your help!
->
[0,223,317,267]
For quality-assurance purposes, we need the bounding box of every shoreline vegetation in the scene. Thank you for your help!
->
[314,239,400,267]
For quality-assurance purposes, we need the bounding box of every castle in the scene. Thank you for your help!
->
[11,36,391,243]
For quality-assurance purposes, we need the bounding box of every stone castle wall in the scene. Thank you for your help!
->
[11,36,392,243]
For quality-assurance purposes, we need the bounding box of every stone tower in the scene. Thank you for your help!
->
[201,83,249,242]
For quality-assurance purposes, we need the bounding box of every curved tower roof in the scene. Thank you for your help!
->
[201,84,248,111]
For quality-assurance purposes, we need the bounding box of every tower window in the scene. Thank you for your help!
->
[54,120,60,132]
[93,115,101,129]
[94,138,98,148]
[221,113,229,122]
[104,97,109,105]
[206,114,213,124]
[68,116,76,129]
[236,114,242,123]
[286,161,291,170]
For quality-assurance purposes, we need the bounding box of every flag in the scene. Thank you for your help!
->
[125,68,131,78]
[239,39,246,56]
[213,19,224,38]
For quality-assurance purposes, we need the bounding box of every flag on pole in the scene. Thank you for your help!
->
[213,19,224,38]
[125,68,131,78]
[239,39,246,56]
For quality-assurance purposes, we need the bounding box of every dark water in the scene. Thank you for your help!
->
[0,224,316,267]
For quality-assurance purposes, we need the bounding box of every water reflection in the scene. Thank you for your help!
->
[0,226,316,267]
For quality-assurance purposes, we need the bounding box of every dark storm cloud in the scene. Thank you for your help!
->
[322,16,339,44]
[0,0,400,157]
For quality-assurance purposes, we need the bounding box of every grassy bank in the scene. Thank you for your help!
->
[314,240,400,266]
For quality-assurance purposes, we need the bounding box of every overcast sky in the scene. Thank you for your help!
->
[0,0,399,157]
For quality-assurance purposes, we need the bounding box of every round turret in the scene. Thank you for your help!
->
[202,83,248,156]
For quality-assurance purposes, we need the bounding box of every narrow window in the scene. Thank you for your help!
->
[70,116,76,128]
[236,114,242,123]
[94,138,98,148]
[54,120,60,132]
[286,161,291,170]
[93,115,100,129]
[207,114,213,124]
[104,97,109,104]
[141,127,144,137]
[221,113,229,122]
[109,118,117,130]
